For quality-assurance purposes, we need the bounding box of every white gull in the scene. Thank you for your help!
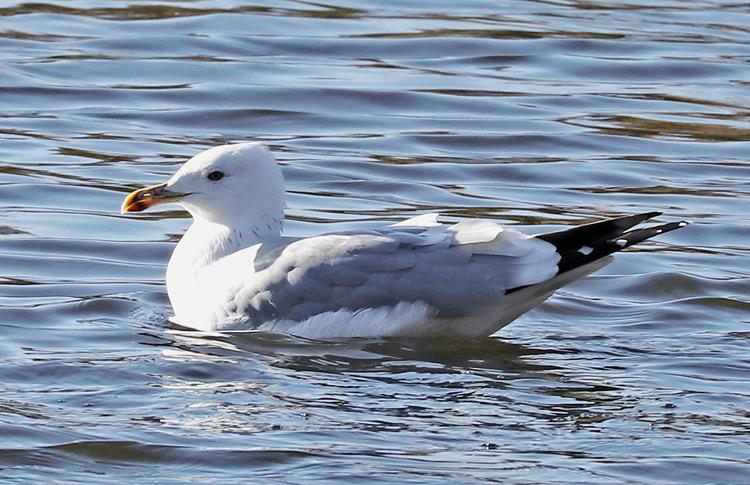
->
[121,143,688,338]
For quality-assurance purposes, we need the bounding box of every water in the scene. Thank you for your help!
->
[1,1,749,482]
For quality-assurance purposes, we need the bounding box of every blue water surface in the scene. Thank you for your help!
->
[1,1,749,483]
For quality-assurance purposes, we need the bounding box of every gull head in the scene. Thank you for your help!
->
[121,142,285,236]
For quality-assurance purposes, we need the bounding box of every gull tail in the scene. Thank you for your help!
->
[536,212,689,275]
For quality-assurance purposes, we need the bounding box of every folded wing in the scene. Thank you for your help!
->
[221,214,560,327]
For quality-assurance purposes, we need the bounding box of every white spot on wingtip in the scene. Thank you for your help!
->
[616,239,628,247]
[578,246,593,255]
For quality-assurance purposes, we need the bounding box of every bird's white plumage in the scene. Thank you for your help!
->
[123,142,682,338]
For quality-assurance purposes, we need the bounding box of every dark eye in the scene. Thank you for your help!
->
[207,170,224,181]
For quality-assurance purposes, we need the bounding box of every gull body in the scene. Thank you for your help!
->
[122,143,687,338]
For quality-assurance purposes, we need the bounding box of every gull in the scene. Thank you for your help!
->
[121,143,688,338]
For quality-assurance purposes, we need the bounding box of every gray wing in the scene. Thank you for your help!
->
[225,218,560,326]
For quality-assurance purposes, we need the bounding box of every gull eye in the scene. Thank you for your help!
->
[207,170,225,182]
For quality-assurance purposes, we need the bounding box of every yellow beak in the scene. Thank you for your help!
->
[121,183,185,214]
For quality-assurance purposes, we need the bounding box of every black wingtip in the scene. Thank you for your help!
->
[537,211,662,249]
[536,212,688,275]
[612,219,690,249]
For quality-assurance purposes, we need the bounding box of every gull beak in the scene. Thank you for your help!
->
[121,183,185,214]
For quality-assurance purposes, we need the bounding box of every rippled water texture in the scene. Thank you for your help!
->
[1,1,749,483]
